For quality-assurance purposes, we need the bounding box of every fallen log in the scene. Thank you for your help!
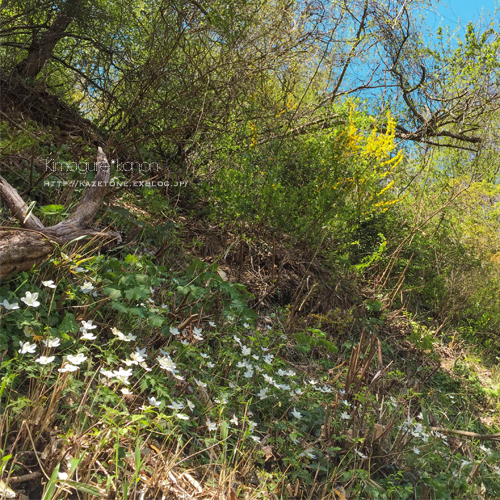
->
[0,147,120,278]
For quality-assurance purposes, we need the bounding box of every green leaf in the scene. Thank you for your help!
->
[125,286,149,300]
[186,258,206,277]
[112,302,129,314]
[64,479,105,496]
[125,254,138,264]
[148,315,164,327]
[316,338,338,353]
[128,307,146,317]
[40,204,66,216]
[103,287,122,300]
[294,332,309,345]
[134,274,150,284]
[134,442,142,469]
[220,420,229,440]
[59,314,79,333]
[42,463,60,500]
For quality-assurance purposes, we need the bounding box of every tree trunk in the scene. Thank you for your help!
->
[0,147,120,279]
[15,0,79,79]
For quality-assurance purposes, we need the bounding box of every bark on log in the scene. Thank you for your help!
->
[0,147,120,279]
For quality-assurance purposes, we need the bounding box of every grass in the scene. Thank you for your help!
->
[0,241,500,500]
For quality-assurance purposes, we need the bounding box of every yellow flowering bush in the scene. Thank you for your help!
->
[214,104,407,256]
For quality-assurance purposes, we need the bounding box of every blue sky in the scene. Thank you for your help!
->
[429,0,498,30]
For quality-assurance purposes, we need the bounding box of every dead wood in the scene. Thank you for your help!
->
[0,147,120,279]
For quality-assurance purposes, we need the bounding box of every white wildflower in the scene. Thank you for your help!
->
[158,355,177,374]
[263,354,274,365]
[193,331,204,341]
[35,355,55,365]
[276,383,291,391]
[247,420,257,432]
[21,291,40,307]
[18,341,37,354]
[299,448,316,459]
[167,401,184,411]
[206,418,217,431]
[241,346,251,356]
[80,281,94,293]
[130,350,146,364]
[81,330,97,340]
[257,388,268,400]
[214,395,228,405]
[113,367,133,384]
[67,353,87,365]
[42,338,60,348]
[111,327,125,340]
[1,299,19,310]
